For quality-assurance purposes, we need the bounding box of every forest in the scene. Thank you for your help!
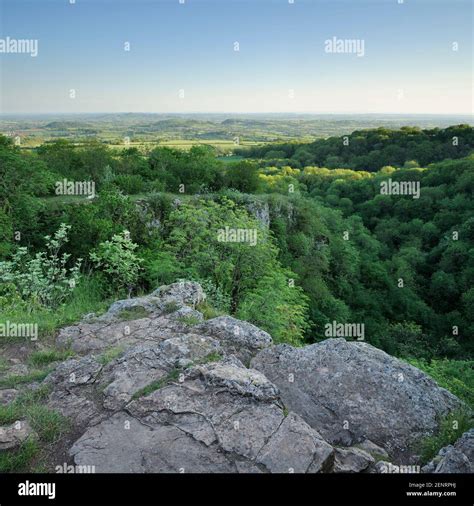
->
[1,125,473,409]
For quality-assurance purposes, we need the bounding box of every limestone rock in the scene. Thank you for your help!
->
[256,412,334,473]
[0,420,36,450]
[195,316,272,363]
[333,447,375,473]
[12,282,468,474]
[251,338,462,461]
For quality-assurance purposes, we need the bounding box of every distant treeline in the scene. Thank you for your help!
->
[236,125,474,171]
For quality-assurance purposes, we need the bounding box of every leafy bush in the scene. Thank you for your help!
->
[237,270,310,346]
[0,224,81,309]
[90,231,143,297]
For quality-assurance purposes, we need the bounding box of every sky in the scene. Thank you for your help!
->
[0,0,472,114]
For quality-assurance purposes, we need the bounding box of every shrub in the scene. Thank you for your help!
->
[90,231,143,297]
[0,224,82,309]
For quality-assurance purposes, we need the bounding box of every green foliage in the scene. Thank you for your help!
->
[28,349,75,368]
[406,358,474,408]
[90,231,143,297]
[0,369,52,389]
[0,224,82,308]
[25,404,69,443]
[0,274,110,341]
[418,410,473,464]
[0,438,39,473]
[112,174,145,194]
[97,346,125,365]
[1,127,473,364]
[237,270,310,345]
[380,322,432,359]
[176,315,202,326]
[0,383,67,472]
[158,198,310,341]
[242,125,474,171]
[224,161,261,193]
[117,306,150,320]
[162,301,181,314]
[197,352,222,364]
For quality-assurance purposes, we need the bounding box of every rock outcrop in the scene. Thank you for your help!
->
[251,339,463,463]
[2,282,472,473]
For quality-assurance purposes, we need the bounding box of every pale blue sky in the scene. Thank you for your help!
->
[0,0,472,113]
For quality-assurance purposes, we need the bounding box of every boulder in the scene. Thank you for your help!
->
[10,282,469,474]
[251,338,462,461]
[333,447,374,473]
[0,420,36,451]
[56,282,206,355]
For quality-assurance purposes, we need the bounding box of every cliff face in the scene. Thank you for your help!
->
[7,282,471,473]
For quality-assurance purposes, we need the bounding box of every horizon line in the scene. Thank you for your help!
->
[1,112,473,117]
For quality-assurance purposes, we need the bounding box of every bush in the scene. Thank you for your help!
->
[113,174,145,194]
[237,270,310,346]
[0,224,81,309]
[90,231,143,297]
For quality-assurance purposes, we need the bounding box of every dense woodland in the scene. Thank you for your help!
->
[1,126,473,407]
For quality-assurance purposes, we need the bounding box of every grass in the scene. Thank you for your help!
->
[25,404,69,443]
[196,352,222,365]
[0,369,52,389]
[0,275,112,343]
[176,315,202,326]
[418,409,473,464]
[0,384,68,472]
[97,346,125,365]
[163,301,180,314]
[117,306,150,321]
[0,357,8,374]
[0,438,40,472]
[196,301,225,320]
[28,349,75,368]
[132,368,181,399]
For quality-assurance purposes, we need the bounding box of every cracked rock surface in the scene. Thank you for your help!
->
[251,339,464,463]
[7,281,470,473]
